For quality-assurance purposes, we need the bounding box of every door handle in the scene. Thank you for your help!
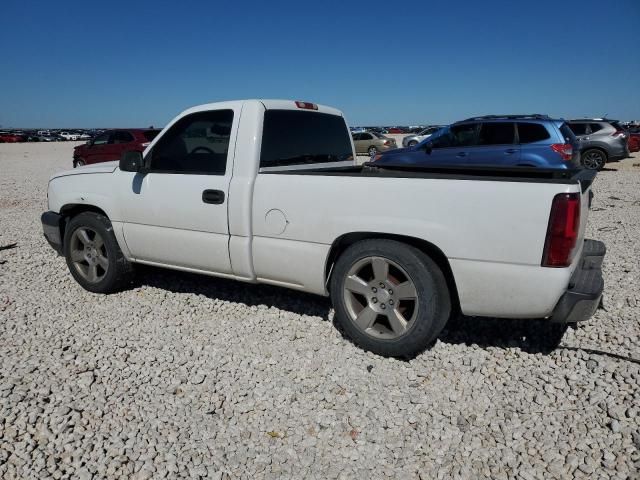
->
[202,189,225,204]
[456,152,468,157]
[505,149,517,154]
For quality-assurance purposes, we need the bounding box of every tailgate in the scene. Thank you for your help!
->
[572,169,598,263]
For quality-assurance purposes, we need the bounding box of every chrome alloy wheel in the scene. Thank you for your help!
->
[69,227,109,283]
[342,256,419,339]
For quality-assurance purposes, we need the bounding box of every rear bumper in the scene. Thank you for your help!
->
[41,211,64,255]
[551,239,605,323]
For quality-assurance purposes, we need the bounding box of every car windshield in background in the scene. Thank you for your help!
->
[372,132,387,138]
[260,110,353,168]
[143,130,161,141]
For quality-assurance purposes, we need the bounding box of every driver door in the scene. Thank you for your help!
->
[120,109,237,273]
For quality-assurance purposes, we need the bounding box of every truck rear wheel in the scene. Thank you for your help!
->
[63,212,133,293]
[330,239,451,358]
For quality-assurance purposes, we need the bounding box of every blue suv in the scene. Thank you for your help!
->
[373,115,581,169]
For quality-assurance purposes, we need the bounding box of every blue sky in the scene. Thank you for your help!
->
[1,0,639,128]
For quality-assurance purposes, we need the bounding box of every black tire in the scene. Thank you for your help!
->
[63,212,134,293]
[581,148,607,170]
[367,146,377,156]
[330,239,451,358]
[73,158,85,168]
[408,141,418,147]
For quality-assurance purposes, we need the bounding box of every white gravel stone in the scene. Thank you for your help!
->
[0,143,639,479]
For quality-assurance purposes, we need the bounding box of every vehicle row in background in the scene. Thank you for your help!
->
[0,129,104,143]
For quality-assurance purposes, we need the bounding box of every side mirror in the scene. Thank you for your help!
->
[120,150,144,172]
[424,142,433,155]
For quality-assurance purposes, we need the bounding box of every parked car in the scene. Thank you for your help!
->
[0,132,25,143]
[628,131,640,153]
[567,119,630,170]
[402,126,445,147]
[73,128,161,167]
[37,134,61,142]
[352,131,397,156]
[58,131,86,141]
[374,115,580,169]
[41,99,604,358]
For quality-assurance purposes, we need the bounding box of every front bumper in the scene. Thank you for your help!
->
[551,239,605,323]
[41,211,64,255]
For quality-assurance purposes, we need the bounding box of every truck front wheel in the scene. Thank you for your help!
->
[330,239,451,358]
[63,212,133,293]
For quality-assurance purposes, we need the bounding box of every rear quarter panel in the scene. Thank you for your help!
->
[251,173,584,317]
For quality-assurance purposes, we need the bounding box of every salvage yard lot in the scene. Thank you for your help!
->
[1,142,639,479]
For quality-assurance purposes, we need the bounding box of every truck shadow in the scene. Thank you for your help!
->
[437,314,572,355]
[135,266,333,320]
[136,266,573,356]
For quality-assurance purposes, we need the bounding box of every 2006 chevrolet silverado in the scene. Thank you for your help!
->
[41,100,605,357]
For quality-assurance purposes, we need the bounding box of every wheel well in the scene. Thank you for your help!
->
[325,232,460,312]
[58,204,109,241]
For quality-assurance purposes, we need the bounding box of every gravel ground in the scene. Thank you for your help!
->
[1,142,639,479]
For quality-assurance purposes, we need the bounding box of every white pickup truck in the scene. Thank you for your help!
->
[42,99,605,357]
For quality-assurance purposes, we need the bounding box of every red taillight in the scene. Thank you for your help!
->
[542,193,581,267]
[550,143,573,161]
[295,101,318,110]
[384,140,390,145]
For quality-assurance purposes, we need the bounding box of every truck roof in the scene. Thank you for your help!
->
[179,99,343,118]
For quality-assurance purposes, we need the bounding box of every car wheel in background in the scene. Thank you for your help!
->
[330,239,451,358]
[368,146,377,156]
[408,141,418,147]
[73,158,85,168]
[581,149,607,170]
[63,212,134,293]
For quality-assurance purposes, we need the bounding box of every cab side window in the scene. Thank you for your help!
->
[148,110,234,175]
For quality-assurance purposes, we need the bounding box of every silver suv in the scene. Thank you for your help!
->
[402,126,444,147]
[567,119,629,170]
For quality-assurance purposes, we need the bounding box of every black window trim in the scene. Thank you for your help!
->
[258,110,353,169]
